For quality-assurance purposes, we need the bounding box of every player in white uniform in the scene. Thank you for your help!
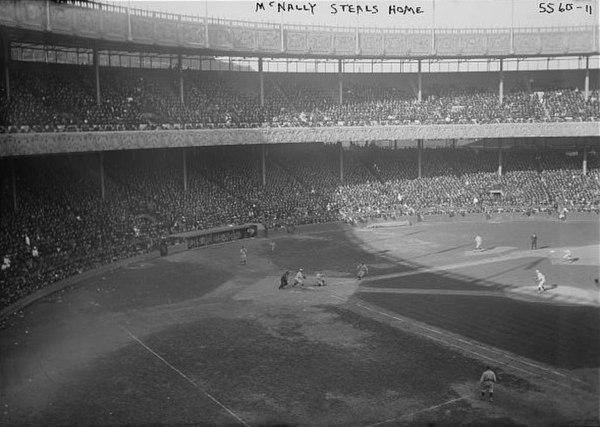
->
[479,366,497,402]
[293,269,306,287]
[240,245,247,265]
[474,235,482,250]
[357,263,368,280]
[562,249,574,263]
[315,272,326,287]
[535,269,546,293]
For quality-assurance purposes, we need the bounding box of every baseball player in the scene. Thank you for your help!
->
[293,269,306,287]
[357,263,368,280]
[474,235,482,250]
[530,233,537,250]
[316,272,326,287]
[479,366,497,402]
[279,271,290,289]
[562,249,574,263]
[240,245,248,265]
[535,269,546,293]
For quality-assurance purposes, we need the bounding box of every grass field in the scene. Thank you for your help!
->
[0,217,599,426]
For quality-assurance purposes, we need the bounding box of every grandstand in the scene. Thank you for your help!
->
[0,1,599,426]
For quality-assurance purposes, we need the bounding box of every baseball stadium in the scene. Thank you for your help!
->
[0,1,599,426]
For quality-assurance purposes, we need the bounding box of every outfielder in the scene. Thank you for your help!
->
[240,245,248,265]
[479,366,497,402]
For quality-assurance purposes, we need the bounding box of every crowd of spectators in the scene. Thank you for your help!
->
[272,87,598,127]
[332,148,600,223]
[1,145,598,310]
[0,156,159,309]
[1,63,598,132]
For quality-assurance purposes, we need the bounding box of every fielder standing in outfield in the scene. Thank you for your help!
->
[535,269,546,293]
[240,245,248,265]
[480,366,497,402]
[474,235,483,250]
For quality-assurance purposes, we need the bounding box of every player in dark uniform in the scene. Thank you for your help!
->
[530,233,537,250]
[279,271,290,289]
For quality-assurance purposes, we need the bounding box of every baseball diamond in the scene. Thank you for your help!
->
[0,1,599,426]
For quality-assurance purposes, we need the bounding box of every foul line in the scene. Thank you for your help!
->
[352,302,588,388]
[120,326,250,427]
[364,397,465,427]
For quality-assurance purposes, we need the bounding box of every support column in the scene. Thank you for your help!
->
[417,140,422,179]
[204,2,210,49]
[178,53,184,104]
[499,58,504,105]
[182,148,188,192]
[509,0,515,54]
[3,39,10,102]
[583,146,588,176]
[339,142,344,183]
[99,153,105,200]
[46,0,51,31]
[93,48,101,107]
[417,60,422,103]
[11,158,17,211]
[261,144,266,187]
[584,56,590,101]
[498,141,503,177]
[431,0,436,54]
[126,3,132,41]
[338,59,343,105]
[258,57,264,107]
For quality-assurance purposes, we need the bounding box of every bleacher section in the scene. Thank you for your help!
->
[1,63,598,132]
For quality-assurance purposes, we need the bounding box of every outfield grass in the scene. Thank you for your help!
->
[358,292,600,369]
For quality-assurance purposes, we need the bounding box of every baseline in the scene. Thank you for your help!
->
[334,296,592,393]
[120,326,250,427]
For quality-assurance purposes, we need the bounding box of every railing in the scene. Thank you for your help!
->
[64,0,128,14]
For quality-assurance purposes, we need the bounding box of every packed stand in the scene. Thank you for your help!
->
[0,156,161,309]
[2,63,598,133]
[332,147,600,223]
